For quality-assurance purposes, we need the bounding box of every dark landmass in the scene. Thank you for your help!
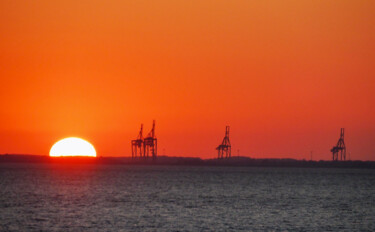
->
[1,154,375,169]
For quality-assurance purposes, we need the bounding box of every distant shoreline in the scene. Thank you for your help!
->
[1,154,374,169]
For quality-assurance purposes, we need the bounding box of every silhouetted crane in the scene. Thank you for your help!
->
[143,120,157,160]
[216,126,231,159]
[331,128,346,161]
[131,124,143,158]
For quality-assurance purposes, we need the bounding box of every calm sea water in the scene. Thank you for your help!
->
[0,163,374,231]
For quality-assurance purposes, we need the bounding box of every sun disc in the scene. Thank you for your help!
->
[49,137,96,157]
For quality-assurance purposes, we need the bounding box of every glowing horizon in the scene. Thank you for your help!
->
[0,1,374,160]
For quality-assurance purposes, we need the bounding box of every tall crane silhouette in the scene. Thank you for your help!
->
[131,124,143,158]
[216,126,231,159]
[143,120,157,160]
[331,128,346,161]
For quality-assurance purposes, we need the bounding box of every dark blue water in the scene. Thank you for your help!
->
[0,164,374,231]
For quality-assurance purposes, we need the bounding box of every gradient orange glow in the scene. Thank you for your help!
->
[0,1,374,160]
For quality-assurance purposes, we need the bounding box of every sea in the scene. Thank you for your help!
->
[0,163,374,231]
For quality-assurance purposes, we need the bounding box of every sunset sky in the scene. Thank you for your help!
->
[0,1,374,160]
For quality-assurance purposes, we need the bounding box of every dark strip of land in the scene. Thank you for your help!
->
[0,154,374,169]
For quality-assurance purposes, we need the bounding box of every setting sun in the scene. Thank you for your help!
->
[49,137,96,157]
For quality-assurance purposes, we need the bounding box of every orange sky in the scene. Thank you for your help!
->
[0,0,374,160]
